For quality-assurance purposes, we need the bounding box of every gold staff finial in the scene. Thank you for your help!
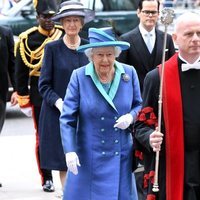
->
[33,0,38,9]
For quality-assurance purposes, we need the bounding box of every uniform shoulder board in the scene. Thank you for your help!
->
[14,27,38,56]
[18,26,38,40]
[55,24,64,31]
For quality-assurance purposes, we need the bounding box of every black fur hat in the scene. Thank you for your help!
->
[33,0,58,15]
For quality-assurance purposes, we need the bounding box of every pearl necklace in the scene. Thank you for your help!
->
[97,70,115,83]
[63,35,81,49]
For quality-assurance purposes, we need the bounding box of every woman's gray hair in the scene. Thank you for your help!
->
[84,47,122,62]
[60,16,84,26]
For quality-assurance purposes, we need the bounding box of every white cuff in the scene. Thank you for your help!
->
[55,98,63,113]
[20,107,32,117]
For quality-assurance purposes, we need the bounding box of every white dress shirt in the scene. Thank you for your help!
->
[139,24,156,53]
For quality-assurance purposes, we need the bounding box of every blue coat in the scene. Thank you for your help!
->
[60,61,142,200]
[38,38,89,170]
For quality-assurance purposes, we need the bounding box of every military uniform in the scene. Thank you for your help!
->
[15,25,63,108]
[15,0,64,192]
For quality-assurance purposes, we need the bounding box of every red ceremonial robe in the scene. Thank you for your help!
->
[160,53,184,200]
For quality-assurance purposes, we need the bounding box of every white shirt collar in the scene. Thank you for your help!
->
[139,23,155,37]
[178,54,200,64]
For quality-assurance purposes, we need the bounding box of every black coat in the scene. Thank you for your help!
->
[0,26,15,103]
[134,54,200,199]
[118,26,175,91]
[38,39,89,170]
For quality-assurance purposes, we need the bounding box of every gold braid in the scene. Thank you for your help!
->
[19,26,63,76]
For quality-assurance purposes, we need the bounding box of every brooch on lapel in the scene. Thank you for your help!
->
[122,73,130,82]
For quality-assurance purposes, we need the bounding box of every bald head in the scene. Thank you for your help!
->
[172,12,200,62]
[174,12,200,33]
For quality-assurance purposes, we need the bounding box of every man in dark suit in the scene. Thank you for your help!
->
[118,0,175,92]
[15,0,64,192]
[117,0,175,199]
[0,25,18,187]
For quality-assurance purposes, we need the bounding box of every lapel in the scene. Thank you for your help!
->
[154,29,164,65]
[85,61,125,112]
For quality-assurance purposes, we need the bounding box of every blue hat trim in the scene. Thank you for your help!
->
[77,28,130,52]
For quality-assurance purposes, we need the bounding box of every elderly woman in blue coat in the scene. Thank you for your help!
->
[60,27,142,200]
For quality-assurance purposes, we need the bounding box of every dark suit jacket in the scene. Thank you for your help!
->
[0,26,15,103]
[118,26,175,91]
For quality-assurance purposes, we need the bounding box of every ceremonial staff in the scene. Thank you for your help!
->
[152,8,174,192]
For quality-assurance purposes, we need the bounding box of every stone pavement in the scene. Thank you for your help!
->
[0,104,63,200]
[0,135,63,200]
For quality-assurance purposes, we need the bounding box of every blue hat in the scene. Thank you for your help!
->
[77,27,130,52]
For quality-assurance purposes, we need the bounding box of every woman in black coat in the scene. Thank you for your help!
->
[38,0,94,190]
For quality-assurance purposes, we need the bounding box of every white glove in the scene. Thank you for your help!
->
[114,113,133,130]
[55,98,63,113]
[20,107,32,117]
[65,152,80,175]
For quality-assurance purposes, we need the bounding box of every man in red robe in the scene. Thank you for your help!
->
[134,12,200,200]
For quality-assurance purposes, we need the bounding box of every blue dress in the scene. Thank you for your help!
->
[38,38,89,170]
[60,61,142,199]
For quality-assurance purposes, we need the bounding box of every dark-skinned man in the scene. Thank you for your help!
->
[15,0,64,192]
